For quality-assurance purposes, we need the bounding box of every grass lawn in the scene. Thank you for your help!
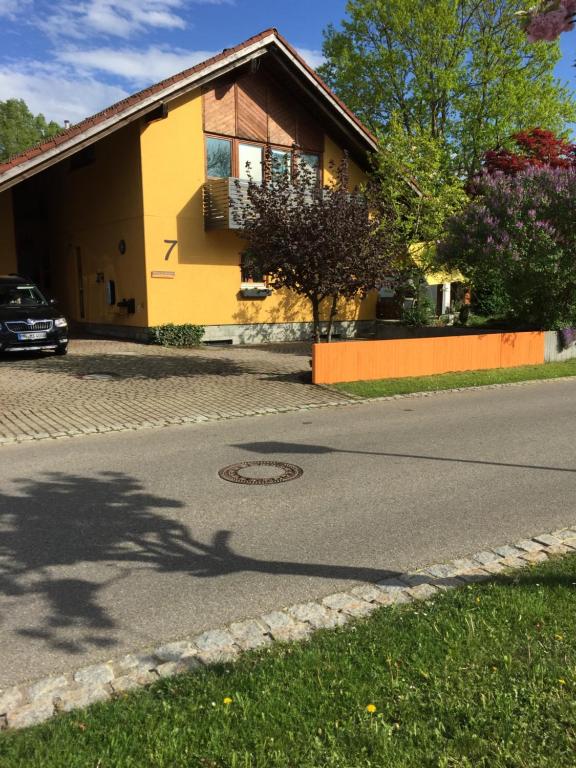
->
[334,358,576,399]
[1,556,576,767]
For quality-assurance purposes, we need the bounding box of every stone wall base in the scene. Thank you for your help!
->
[73,320,376,345]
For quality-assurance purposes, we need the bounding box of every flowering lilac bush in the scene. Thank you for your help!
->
[437,167,576,328]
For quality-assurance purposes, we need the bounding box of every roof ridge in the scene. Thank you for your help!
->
[0,28,377,180]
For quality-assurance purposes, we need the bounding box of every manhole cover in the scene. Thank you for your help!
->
[79,372,120,381]
[218,461,303,485]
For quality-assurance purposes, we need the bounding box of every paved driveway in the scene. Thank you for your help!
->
[0,339,352,444]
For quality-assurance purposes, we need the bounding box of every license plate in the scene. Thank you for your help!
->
[17,332,47,341]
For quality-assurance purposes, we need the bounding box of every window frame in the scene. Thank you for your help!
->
[205,135,233,179]
[204,133,323,185]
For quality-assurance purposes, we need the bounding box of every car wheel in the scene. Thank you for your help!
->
[55,344,68,356]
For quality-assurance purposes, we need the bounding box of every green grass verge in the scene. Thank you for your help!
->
[334,358,576,398]
[2,556,576,767]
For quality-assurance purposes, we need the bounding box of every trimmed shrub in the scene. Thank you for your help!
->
[148,323,205,348]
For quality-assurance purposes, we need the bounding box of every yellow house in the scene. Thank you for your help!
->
[0,29,379,343]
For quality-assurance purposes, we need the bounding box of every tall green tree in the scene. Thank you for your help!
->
[0,99,61,162]
[321,0,576,179]
[374,115,467,243]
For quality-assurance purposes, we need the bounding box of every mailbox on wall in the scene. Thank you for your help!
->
[106,280,116,306]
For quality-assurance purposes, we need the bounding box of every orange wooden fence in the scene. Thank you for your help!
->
[312,332,545,385]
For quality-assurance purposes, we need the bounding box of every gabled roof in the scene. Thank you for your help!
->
[0,28,379,194]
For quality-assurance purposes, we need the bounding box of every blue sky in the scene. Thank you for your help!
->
[0,0,573,126]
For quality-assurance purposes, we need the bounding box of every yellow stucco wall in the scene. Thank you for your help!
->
[140,89,375,329]
[0,190,17,274]
[44,124,147,327]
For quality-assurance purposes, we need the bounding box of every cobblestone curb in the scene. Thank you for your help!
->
[0,398,358,447]
[2,526,575,730]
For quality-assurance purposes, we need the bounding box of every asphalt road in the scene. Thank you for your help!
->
[1,379,576,688]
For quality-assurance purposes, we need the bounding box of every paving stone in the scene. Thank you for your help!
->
[492,544,524,558]
[154,640,196,663]
[112,653,158,677]
[73,663,114,686]
[481,561,507,574]
[407,583,438,601]
[196,647,241,666]
[515,539,545,553]
[562,537,576,550]
[500,556,529,569]
[351,583,391,603]
[193,629,236,654]
[545,544,572,556]
[111,671,157,694]
[0,340,351,447]
[0,687,24,715]
[27,675,69,702]
[378,589,413,606]
[532,533,563,547]
[472,551,501,566]
[423,563,462,579]
[289,602,347,629]
[519,550,548,564]
[321,592,376,617]
[159,655,202,677]
[551,529,576,541]
[260,611,312,642]
[457,568,491,584]
[7,700,54,729]
[54,685,110,713]
[449,558,479,573]
[376,577,410,593]
[229,619,271,650]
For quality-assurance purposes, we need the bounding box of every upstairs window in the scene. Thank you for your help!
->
[297,152,321,185]
[206,137,232,178]
[271,149,290,179]
[238,143,263,183]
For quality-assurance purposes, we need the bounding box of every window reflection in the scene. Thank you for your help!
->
[206,137,231,178]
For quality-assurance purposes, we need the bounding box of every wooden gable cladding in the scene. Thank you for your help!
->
[236,74,267,142]
[297,114,324,153]
[268,87,297,147]
[203,80,236,136]
[202,69,324,153]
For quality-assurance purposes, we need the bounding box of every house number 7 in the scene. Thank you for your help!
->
[164,240,178,261]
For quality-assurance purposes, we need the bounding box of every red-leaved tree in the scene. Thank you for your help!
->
[231,152,405,343]
[484,128,576,176]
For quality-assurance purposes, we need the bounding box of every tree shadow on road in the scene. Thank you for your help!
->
[0,472,398,656]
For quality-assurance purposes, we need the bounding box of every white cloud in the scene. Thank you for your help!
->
[57,45,216,87]
[38,0,184,40]
[37,0,232,40]
[0,61,129,123]
[0,0,31,19]
[296,48,325,70]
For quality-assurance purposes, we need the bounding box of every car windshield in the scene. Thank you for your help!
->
[0,285,47,307]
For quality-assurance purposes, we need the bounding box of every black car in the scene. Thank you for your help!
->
[0,275,69,355]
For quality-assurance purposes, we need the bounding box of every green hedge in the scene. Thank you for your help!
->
[148,323,205,347]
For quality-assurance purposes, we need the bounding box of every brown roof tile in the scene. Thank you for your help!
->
[0,28,376,179]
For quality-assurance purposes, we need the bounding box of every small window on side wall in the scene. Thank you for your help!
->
[271,149,290,180]
[206,137,232,178]
[296,152,321,185]
[240,251,266,284]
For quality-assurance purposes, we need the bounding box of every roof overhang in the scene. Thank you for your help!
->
[0,30,379,195]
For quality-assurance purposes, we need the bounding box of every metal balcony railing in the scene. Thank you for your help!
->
[203,177,249,230]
